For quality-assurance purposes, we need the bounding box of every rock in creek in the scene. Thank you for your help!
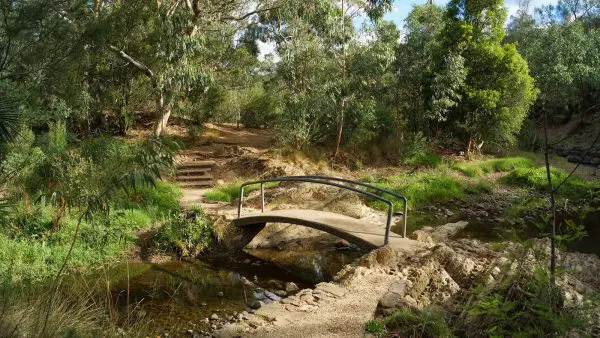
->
[285,282,299,293]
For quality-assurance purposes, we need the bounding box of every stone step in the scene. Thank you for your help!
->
[176,175,213,182]
[179,150,213,157]
[179,181,214,188]
[177,168,211,176]
[176,161,215,170]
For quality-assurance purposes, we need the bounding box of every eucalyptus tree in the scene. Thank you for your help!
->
[262,0,393,150]
[395,4,447,134]
[441,0,537,152]
[99,0,282,136]
[517,22,600,122]
[343,20,399,147]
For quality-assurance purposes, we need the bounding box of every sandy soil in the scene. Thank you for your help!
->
[246,269,398,338]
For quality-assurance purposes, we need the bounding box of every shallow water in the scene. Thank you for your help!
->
[107,246,363,335]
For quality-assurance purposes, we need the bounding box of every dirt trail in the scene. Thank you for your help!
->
[171,123,275,208]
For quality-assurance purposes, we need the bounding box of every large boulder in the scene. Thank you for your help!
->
[358,245,399,268]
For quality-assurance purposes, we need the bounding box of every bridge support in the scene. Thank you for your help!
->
[226,222,267,251]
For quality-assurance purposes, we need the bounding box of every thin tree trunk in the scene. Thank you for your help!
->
[466,138,473,156]
[154,91,171,137]
[543,111,557,284]
[334,99,345,157]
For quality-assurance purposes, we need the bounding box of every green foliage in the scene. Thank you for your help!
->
[204,190,234,204]
[454,157,536,177]
[0,95,19,143]
[241,86,281,128]
[442,0,538,148]
[384,307,454,338]
[273,7,398,150]
[153,207,213,257]
[364,319,385,334]
[0,215,132,282]
[113,181,182,214]
[403,151,442,168]
[501,166,599,199]
[457,266,587,337]
[396,4,446,133]
[398,132,442,168]
[511,19,600,122]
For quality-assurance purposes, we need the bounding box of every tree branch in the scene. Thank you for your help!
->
[221,6,279,21]
[108,45,155,79]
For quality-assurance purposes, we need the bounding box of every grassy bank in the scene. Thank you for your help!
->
[0,181,183,283]
[370,156,598,211]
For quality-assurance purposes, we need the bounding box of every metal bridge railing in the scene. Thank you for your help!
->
[237,176,408,244]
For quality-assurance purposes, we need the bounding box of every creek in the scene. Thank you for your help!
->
[106,246,364,335]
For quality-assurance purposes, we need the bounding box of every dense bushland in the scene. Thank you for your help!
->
[1,0,599,336]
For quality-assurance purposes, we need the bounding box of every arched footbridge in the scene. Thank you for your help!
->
[232,176,420,252]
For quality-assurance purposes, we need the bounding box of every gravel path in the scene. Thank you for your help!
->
[216,266,400,338]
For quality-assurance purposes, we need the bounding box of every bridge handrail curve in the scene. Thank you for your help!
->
[237,176,408,241]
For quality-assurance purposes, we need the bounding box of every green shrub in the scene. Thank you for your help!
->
[0,216,131,283]
[79,136,135,165]
[501,167,599,199]
[456,267,588,337]
[404,151,443,168]
[241,87,281,128]
[365,319,385,334]
[384,307,454,338]
[398,132,441,168]
[153,207,213,257]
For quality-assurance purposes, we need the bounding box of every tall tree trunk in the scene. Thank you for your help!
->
[154,91,171,137]
[466,137,474,156]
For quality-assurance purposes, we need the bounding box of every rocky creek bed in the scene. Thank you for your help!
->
[213,221,600,337]
[106,243,364,337]
[160,181,600,337]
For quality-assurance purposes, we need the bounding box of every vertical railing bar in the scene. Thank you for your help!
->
[403,198,408,238]
[385,203,393,245]
[237,186,244,218]
[260,183,265,213]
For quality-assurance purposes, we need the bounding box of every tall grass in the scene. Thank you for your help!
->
[0,269,154,337]
[371,171,467,209]
[0,182,183,283]
[501,166,599,199]
[454,157,536,178]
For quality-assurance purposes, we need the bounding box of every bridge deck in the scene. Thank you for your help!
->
[233,209,420,252]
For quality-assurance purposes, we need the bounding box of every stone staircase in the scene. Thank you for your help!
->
[175,159,215,189]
